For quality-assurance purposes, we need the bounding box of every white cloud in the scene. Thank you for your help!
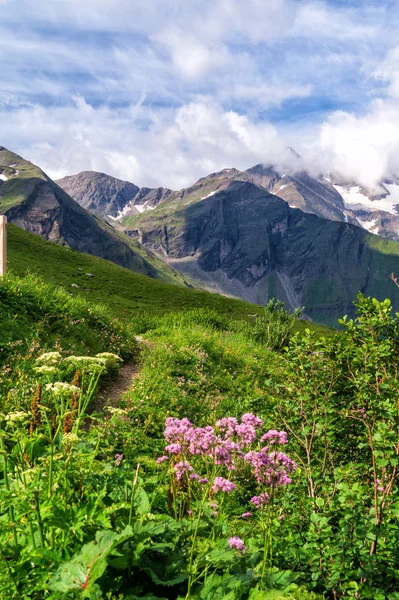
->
[0,97,291,188]
[374,46,399,99]
[1,0,399,193]
[153,29,229,79]
[305,99,399,189]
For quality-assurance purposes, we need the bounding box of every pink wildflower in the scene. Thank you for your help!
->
[241,413,264,429]
[213,439,240,466]
[114,453,123,467]
[165,443,182,454]
[376,479,384,492]
[216,417,238,438]
[228,536,246,552]
[245,449,297,487]
[174,461,194,480]
[212,476,237,493]
[235,423,257,447]
[164,417,193,443]
[242,512,252,519]
[156,455,169,463]
[250,493,270,508]
[185,425,216,455]
[261,430,288,445]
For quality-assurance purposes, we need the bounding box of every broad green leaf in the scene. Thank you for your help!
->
[49,526,132,597]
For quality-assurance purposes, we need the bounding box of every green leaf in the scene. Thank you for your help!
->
[49,526,133,597]
[134,487,150,515]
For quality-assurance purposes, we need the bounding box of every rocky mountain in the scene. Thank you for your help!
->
[0,147,185,285]
[243,165,399,240]
[123,179,399,325]
[7,150,399,325]
[56,171,172,221]
[59,163,399,243]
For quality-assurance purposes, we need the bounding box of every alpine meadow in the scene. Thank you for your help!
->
[1,1,399,599]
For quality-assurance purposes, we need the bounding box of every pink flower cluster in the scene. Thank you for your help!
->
[250,493,269,507]
[163,413,266,466]
[244,449,297,488]
[212,476,237,493]
[261,430,288,445]
[228,536,246,552]
[114,453,123,467]
[174,460,193,480]
[158,415,296,503]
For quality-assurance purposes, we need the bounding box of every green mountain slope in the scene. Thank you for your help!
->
[0,147,184,285]
[6,223,330,335]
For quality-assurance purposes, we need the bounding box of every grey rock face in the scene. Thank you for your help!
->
[56,171,172,220]
[133,180,399,325]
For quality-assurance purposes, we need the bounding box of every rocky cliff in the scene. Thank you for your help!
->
[129,180,399,325]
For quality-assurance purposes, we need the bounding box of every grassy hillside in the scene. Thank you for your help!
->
[7,223,331,335]
[1,264,398,598]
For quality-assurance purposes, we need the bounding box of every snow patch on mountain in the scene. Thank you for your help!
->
[200,191,216,200]
[357,216,379,234]
[135,203,155,214]
[334,184,399,215]
[0,174,8,181]
[108,200,155,221]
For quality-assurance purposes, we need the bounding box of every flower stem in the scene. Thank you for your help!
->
[128,463,140,526]
[0,436,18,549]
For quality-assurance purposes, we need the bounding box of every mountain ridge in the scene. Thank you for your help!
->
[0,147,185,285]
[57,161,399,242]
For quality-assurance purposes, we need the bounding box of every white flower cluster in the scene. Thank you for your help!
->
[96,352,122,362]
[106,406,127,416]
[45,382,80,396]
[35,352,62,365]
[5,411,29,423]
[64,356,107,372]
[34,366,57,375]
[63,432,79,445]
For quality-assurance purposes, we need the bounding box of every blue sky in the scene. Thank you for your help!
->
[1,0,399,188]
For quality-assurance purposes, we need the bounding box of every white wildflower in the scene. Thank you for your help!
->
[5,411,29,423]
[63,432,79,445]
[96,352,122,362]
[45,382,80,396]
[34,366,57,375]
[106,407,127,416]
[64,356,107,372]
[36,352,62,365]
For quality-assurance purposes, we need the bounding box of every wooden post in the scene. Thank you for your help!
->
[0,215,7,277]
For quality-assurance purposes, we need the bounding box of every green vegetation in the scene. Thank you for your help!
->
[2,221,399,599]
[7,223,331,336]
[0,150,46,211]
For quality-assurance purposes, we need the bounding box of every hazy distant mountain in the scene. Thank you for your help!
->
[244,164,399,241]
